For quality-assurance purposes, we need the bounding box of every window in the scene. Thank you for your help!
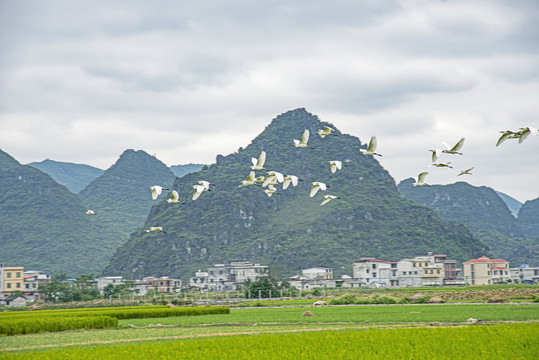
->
[16,283,21,288]
[372,264,376,269]
[437,270,440,274]
[373,273,377,278]
[7,273,11,278]
[16,272,21,278]
[7,283,11,288]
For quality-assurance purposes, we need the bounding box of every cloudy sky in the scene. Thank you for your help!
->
[0,0,538,202]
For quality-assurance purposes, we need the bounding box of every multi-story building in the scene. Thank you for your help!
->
[96,276,124,293]
[144,277,182,293]
[189,261,268,291]
[302,267,333,280]
[463,256,510,285]
[353,258,399,287]
[510,264,539,284]
[0,265,25,295]
[23,270,51,301]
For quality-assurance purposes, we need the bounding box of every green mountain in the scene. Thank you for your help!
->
[27,159,104,193]
[103,109,487,281]
[397,180,536,266]
[517,197,539,240]
[0,149,114,275]
[78,149,176,249]
[496,191,522,218]
[170,164,205,178]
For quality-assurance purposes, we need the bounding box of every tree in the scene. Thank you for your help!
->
[244,276,280,298]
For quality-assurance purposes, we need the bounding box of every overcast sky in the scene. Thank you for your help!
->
[0,0,538,202]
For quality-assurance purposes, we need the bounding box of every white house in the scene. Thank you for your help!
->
[353,258,399,287]
[510,264,539,284]
[302,267,333,280]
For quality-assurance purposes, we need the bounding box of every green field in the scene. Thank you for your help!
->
[1,304,538,358]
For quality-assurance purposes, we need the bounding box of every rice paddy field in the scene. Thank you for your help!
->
[1,303,538,359]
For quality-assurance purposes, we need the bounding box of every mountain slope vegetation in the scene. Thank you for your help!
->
[78,149,177,249]
[0,149,114,274]
[397,180,537,266]
[103,109,487,281]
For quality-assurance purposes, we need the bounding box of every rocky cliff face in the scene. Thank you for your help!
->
[102,109,487,281]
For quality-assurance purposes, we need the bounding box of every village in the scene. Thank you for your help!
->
[1,253,538,307]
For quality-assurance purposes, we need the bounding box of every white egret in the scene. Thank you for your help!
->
[412,172,430,187]
[239,171,258,187]
[328,160,344,173]
[360,136,382,156]
[458,167,474,176]
[293,129,314,148]
[167,190,184,204]
[150,185,169,200]
[310,182,327,197]
[432,162,453,169]
[517,126,539,143]
[146,226,166,233]
[264,184,279,197]
[442,138,465,155]
[192,184,206,200]
[428,149,442,162]
[282,175,300,190]
[197,181,212,191]
[251,151,266,170]
[320,195,340,206]
[86,210,96,215]
[317,126,337,138]
[263,171,284,187]
[496,130,519,146]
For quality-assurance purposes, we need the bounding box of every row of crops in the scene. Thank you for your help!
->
[0,306,229,336]
[1,323,536,359]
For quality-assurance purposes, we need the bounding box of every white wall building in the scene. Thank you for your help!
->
[353,258,398,287]
[189,261,268,291]
[510,265,539,284]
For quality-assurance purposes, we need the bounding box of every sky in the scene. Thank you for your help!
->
[0,0,538,203]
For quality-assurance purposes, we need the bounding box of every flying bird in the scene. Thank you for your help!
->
[239,171,258,187]
[86,210,96,215]
[251,151,266,170]
[442,138,465,155]
[458,167,474,176]
[197,181,212,191]
[517,126,538,144]
[264,184,279,197]
[432,162,453,169]
[150,185,169,200]
[317,126,337,138]
[293,129,314,148]
[412,172,430,187]
[320,195,340,206]
[496,130,519,147]
[310,182,327,197]
[146,227,166,233]
[282,175,300,190]
[328,160,344,173]
[192,184,206,200]
[167,190,184,204]
[263,171,284,187]
[360,136,382,156]
[428,149,442,162]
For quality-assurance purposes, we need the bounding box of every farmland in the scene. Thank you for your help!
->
[1,303,538,358]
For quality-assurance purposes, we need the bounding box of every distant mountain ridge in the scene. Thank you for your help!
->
[397,180,538,266]
[496,191,522,218]
[27,159,104,193]
[103,109,487,281]
[170,164,205,178]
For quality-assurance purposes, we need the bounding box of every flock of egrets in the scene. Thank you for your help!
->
[87,123,538,234]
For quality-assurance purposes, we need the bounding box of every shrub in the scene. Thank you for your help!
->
[0,316,118,336]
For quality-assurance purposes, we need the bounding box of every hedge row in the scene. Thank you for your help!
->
[0,316,118,336]
[0,306,229,321]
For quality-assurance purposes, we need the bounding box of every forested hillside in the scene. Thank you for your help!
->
[398,180,538,266]
[0,149,114,274]
[78,149,176,248]
[103,109,487,280]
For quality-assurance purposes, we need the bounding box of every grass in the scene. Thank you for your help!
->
[1,323,537,359]
[1,303,537,352]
